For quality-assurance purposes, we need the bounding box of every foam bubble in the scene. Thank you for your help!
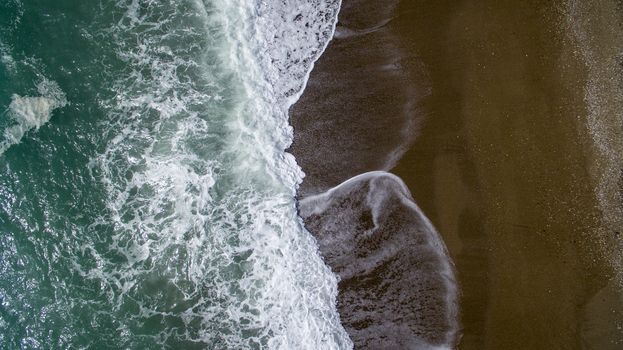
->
[1,79,67,154]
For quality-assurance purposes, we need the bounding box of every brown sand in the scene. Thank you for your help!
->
[291,0,622,349]
[391,1,621,348]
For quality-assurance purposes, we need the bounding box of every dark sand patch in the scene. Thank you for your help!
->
[291,0,460,347]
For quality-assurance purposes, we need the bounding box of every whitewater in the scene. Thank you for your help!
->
[0,0,352,348]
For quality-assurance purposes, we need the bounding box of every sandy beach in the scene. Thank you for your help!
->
[291,0,623,348]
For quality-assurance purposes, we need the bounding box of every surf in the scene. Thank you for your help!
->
[0,0,351,348]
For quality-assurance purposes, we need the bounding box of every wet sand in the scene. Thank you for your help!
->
[291,0,622,349]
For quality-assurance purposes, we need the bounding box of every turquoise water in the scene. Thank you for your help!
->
[0,0,350,348]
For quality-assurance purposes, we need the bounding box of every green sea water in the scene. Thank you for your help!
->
[0,0,350,348]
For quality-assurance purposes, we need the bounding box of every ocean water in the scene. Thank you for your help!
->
[0,0,352,348]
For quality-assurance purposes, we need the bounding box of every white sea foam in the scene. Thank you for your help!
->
[255,0,341,104]
[79,0,351,348]
[1,79,67,155]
